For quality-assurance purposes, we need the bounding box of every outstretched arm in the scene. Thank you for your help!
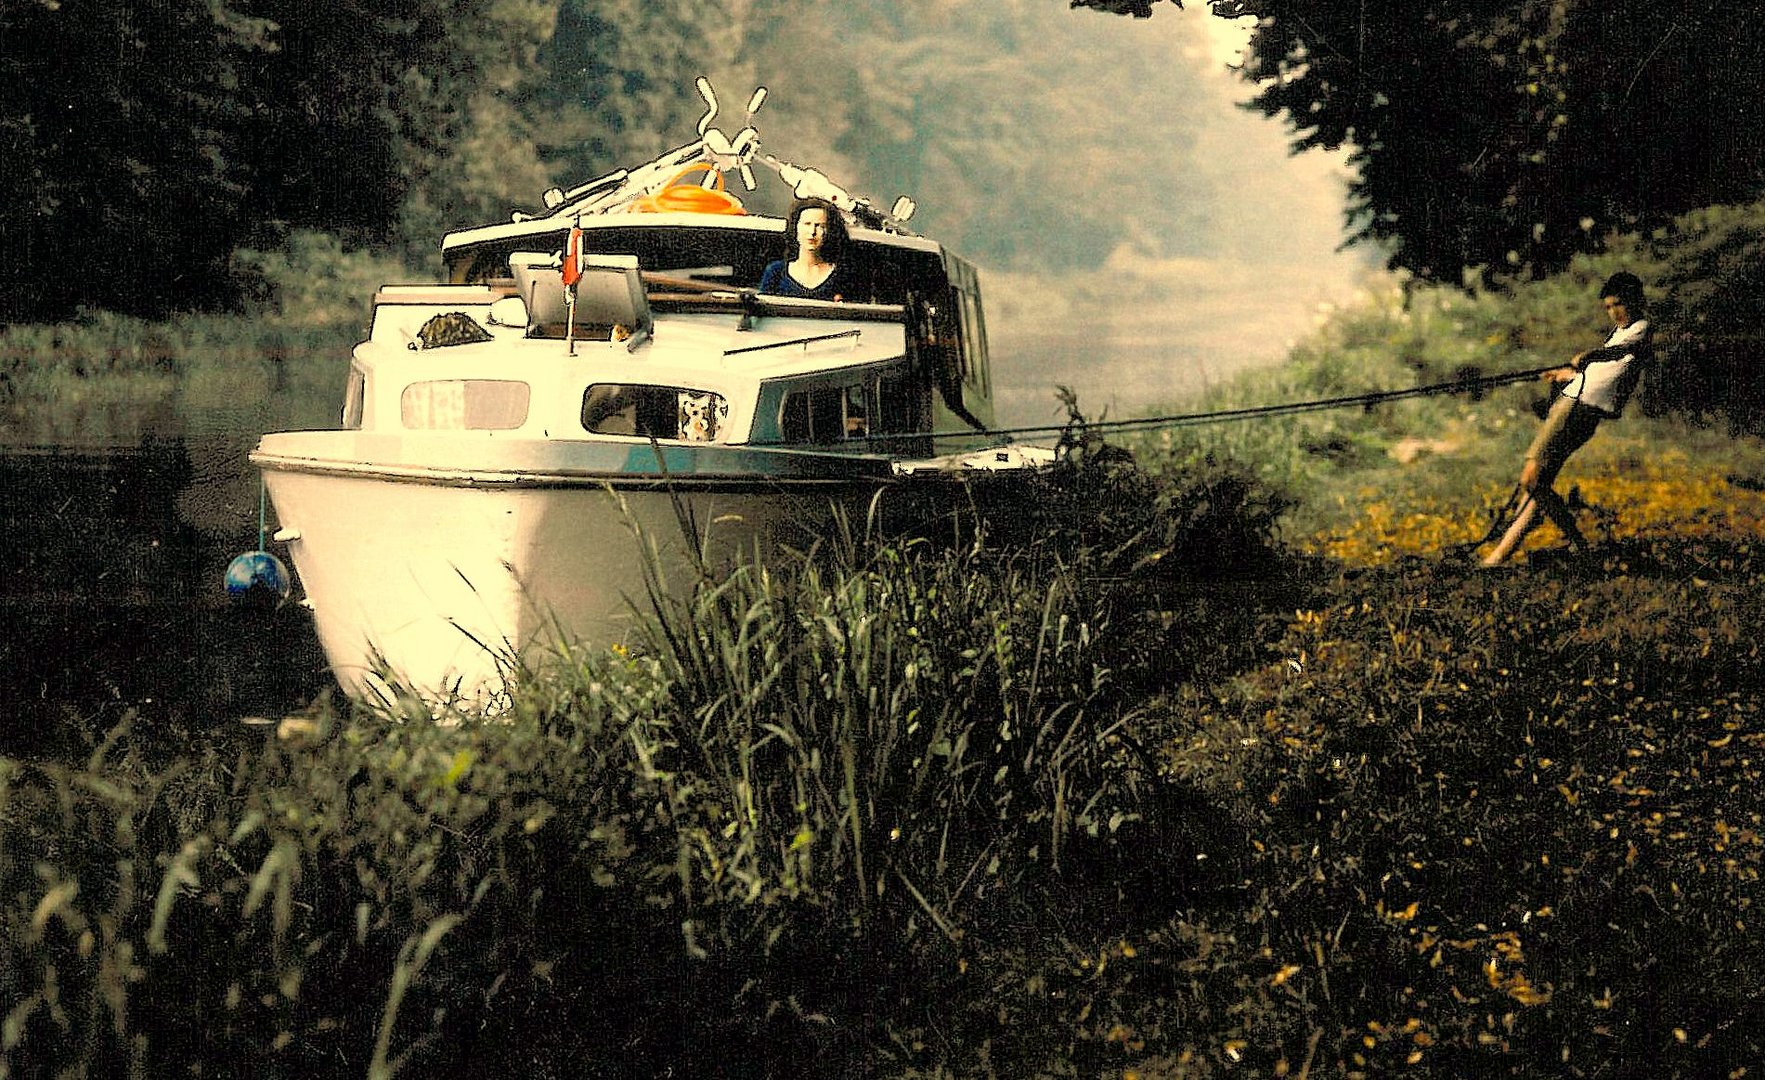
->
[1571,319,1652,368]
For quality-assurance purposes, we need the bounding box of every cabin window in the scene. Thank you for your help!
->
[962,290,991,395]
[778,372,917,444]
[879,371,917,434]
[944,289,968,384]
[780,386,851,444]
[952,286,989,393]
[400,379,530,430]
[342,368,366,430]
[845,383,871,439]
[582,384,729,442]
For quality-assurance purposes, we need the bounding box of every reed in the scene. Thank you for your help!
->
[5,432,1270,1075]
[612,512,1140,939]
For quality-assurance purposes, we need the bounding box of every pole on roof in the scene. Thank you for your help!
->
[565,286,577,356]
[563,217,583,356]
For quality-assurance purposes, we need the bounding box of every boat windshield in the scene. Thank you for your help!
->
[453,223,925,307]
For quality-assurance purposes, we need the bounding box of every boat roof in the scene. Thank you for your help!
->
[443,211,942,257]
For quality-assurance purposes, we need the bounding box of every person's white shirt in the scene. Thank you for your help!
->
[1561,317,1651,416]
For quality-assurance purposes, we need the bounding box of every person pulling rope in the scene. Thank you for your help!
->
[1475,272,1654,566]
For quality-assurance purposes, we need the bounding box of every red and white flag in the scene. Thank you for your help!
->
[561,224,584,287]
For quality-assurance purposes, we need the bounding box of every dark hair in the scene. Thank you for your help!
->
[783,197,848,264]
[1600,271,1645,310]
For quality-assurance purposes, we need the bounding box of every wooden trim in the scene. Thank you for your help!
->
[372,284,517,306]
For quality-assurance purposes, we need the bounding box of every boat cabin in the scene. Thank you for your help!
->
[340,214,997,456]
[447,215,992,430]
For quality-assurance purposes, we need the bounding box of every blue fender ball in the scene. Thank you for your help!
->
[225,551,291,602]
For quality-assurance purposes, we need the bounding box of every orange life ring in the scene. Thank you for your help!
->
[628,163,746,215]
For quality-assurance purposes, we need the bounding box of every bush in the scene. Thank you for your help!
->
[966,389,1294,582]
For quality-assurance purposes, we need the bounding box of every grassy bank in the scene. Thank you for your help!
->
[1126,199,1765,554]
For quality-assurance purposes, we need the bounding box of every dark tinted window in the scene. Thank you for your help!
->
[583,384,728,441]
[778,371,919,444]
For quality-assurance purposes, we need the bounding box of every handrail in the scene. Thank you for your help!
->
[723,329,862,357]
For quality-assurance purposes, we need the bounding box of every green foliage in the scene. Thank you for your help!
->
[624,521,1140,939]
[389,0,560,265]
[1084,0,1765,285]
[537,0,753,187]
[0,0,552,317]
[12,0,1764,319]
[803,0,1218,269]
[1648,202,1765,433]
[1120,201,1765,539]
[977,389,1294,580]
[4,0,1258,322]
[533,0,1228,270]
[0,0,270,318]
[0,232,410,444]
[902,536,1765,1077]
[6,353,1764,1076]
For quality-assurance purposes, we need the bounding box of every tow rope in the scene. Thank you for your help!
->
[963,363,1560,444]
[759,362,1562,448]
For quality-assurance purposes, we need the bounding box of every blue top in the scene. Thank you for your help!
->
[758,259,850,301]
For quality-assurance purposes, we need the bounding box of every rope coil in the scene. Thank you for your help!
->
[627,164,746,215]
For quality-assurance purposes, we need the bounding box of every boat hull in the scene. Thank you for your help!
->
[253,432,895,703]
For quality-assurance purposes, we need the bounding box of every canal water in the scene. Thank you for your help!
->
[0,440,330,759]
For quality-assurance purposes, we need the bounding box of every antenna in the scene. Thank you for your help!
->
[523,78,913,227]
[695,77,719,136]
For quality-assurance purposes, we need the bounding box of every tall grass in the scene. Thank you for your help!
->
[626,524,1136,935]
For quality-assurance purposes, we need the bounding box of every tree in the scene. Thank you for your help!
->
[0,0,566,318]
[233,0,558,255]
[389,0,558,259]
[1073,0,1765,284]
[536,0,756,190]
[530,0,1227,273]
[0,0,273,318]
[738,0,1220,271]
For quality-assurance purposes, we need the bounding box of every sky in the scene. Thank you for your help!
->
[979,5,1375,428]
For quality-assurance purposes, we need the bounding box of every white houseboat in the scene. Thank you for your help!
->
[252,80,1044,703]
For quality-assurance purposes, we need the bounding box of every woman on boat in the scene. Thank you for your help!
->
[1480,271,1654,566]
[759,197,852,300]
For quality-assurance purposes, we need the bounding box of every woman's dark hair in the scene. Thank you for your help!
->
[783,197,849,263]
[1600,271,1645,310]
